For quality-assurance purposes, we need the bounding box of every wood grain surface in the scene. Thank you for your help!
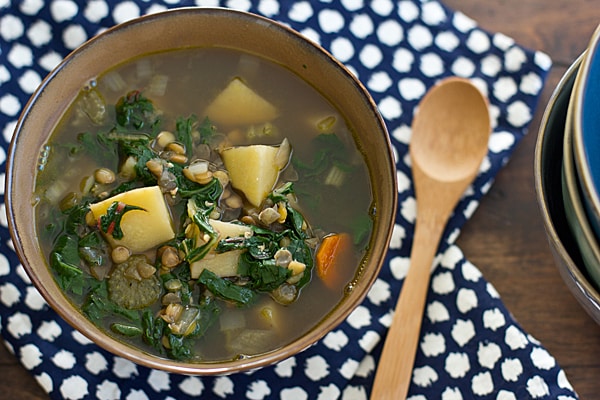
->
[2,1,600,398]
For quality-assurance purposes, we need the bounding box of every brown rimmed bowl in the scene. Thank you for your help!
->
[5,7,397,375]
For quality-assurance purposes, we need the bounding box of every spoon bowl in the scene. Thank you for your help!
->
[411,80,491,182]
[371,77,490,399]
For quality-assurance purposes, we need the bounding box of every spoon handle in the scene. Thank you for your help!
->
[370,212,446,399]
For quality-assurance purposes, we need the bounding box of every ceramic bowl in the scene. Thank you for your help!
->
[5,8,397,375]
[562,85,600,289]
[535,54,600,325]
[572,24,600,240]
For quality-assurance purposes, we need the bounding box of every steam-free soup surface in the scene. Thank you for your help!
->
[35,47,373,362]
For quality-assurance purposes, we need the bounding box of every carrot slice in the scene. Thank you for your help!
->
[316,233,354,289]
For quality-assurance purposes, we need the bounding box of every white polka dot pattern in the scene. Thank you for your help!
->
[0,1,579,399]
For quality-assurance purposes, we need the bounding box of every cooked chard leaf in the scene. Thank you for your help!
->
[217,234,279,260]
[119,140,157,185]
[194,294,221,338]
[111,322,143,337]
[285,239,313,288]
[64,202,92,236]
[115,90,157,130]
[237,252,291,292]
[50,234,88,295]
[287,206,307,238]
[50,252,85,294]
[141,295,220,360]
[83,280,140,323]
[177,169,223,200]
[142,310,166,352]
[268,181,295,203]
[198,269,256,305]
[182,198,219,263]
[175,115,197,159]
[198,116,218,144]
[103,130,152,144]
[167,334,194,360]
[75,131,117,165]
[99,201,146,239]
[160,265,193,305]
[350,213,373,246]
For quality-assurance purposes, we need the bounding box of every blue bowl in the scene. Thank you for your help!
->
[562,83,600,289]
[535,54,600,324]
[572,24,600,240]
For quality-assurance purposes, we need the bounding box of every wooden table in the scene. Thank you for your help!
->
[2,1,600,398]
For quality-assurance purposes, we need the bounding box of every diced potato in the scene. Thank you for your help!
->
[210,219,252,239]
[226,329,277,355]
[189,219,253,279]
[190,249,244,279]
[220,144,280,207]
[204,77,278,126]
[89,186,175,253]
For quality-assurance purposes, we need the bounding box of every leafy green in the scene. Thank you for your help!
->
[194,294,221,338]
[102,130,152,144]
[267,181,295,203]
[115,90,157,130]
[83,280,140,323]
[64,202,92,236]
[181,198,219,263]
[177,169,223,200]
[111,322,143,337]
[50,234,86,295]
[98,201,146,240]
[292,133,352,177]
[141,296,221,361]
[75,131,117,166]
[285,239,313,288]
[214,184,314,292]
[175,115,197,159]
[160,264,193,305]
[198,116,218,144]
[167,334,193,360]
[78,231,108,268]
[198,269,256,305]
[237,252,291,292]
[113,134,157,186]
[142,310,167,353]
[350,213,374,246]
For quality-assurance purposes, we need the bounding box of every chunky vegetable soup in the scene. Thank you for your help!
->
[34,47,374,362]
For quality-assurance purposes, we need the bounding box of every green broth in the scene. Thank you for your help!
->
[35,47,373,362]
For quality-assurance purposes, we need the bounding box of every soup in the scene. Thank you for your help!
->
[34,47,373,363]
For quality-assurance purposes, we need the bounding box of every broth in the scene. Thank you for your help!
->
[34,47,373,363]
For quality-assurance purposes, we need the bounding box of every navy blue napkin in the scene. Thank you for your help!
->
[0,1,579,399]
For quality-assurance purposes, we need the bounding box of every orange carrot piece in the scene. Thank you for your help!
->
[316,233,353,289]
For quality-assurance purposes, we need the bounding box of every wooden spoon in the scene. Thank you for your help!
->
[370,77,490,399]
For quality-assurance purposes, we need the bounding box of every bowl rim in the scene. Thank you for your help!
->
[5,7,398,375]
[535,53,600,323]
[572,23,600,239]
[562,80,600,287]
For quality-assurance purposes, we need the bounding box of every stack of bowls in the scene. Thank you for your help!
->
[535,25,600,324]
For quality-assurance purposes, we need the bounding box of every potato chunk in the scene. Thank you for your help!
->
[189,219,253,279]
[190,249,244,279]
[89,186,175,253]
[204,77,278,126]
[220,144,281,207]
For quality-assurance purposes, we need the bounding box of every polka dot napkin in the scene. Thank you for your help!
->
[0,1,580,399]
